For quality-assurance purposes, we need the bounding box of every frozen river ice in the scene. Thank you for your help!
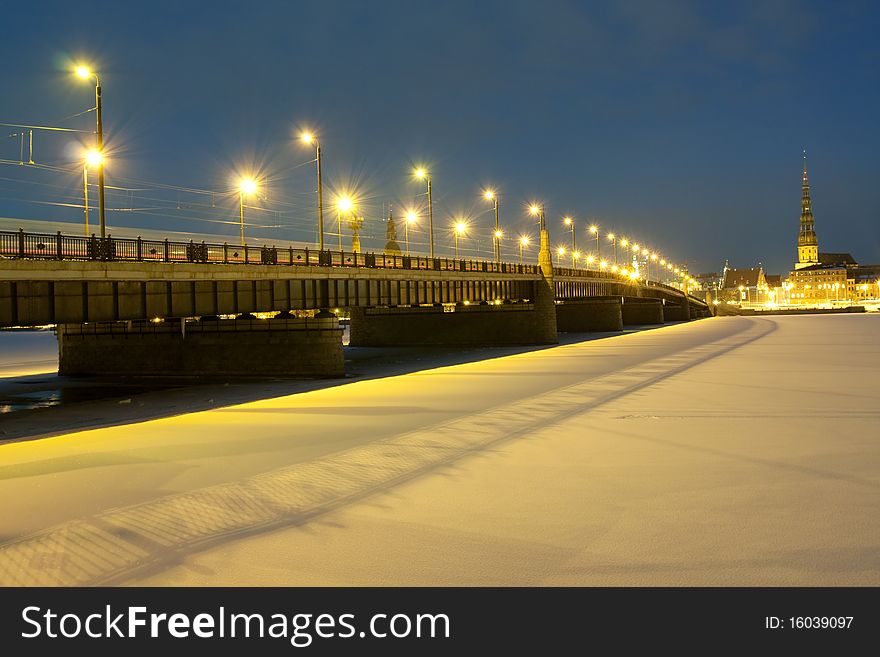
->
[0,314,878,586]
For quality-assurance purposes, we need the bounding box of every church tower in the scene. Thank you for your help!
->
[795,151,819,269]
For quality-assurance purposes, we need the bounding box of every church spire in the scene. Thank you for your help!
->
[795,149,818,267]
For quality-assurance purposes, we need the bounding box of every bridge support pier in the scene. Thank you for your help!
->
[621,297,664,326]
[555,297,623,332]
[661,302,688,322]
[57,317,343,378]
[349,279,558,347]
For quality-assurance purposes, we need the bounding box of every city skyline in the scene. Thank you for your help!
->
[0,1,878,274]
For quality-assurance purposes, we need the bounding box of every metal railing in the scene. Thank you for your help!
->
[0,229,540,275]
[0,228,707,306]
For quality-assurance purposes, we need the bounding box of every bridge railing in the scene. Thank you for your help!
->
[0,229,540,276]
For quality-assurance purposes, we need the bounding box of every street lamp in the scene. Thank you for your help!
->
[607,232,617,264]
[405,210,417,256]
[556,245,566,266]
[529,203,545,230]
[589,224,600,259]
[484,189,501,262]
[238,177,258,244]
[414,167,434,258]
[300,131,325,251]
[519,235,530,265]
[453,220,467,259]
[74,65,106,238]
[563,216,576,267]
[335,195,354,252]
[82,149,102,236]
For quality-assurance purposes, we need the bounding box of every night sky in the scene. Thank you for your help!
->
[1,0,878,274]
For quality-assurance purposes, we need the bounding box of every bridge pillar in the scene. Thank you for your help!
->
[555,297,623,332]
[621,297,664,326]
[681,293,693,320]
[661,301,688,322]
[349,276,557,347]
[57,317,343,378]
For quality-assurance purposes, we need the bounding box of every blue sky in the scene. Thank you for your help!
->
[0,0,877,273]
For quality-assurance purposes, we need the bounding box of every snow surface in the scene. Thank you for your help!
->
[0,315,878,586]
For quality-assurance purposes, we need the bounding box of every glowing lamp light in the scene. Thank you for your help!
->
[557,246,566,256]
[406,211,418,224]
[337,196,354,212]
[563,216,573,226]
[494,230,503,238]
[300,131,315,144]
[529,204,540,216]
[607,232,615,241]
[599,260,608,269]
[84,149,102,167]
[75,65,92,79]
[454,221,467,235]
[520,236,530,246]
[589,225,598,234]
[239,178,258,196]
[484,189,495,200]
[414,167,427,179]
[629,270,639,280]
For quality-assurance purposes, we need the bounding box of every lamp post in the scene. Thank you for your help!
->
[299,132,325,251]
[454,220,467,259]
[74,65,106,238]
[529,204,545,231]
[82,149,102,236]
[405,211,417,256]
[607,233,617,265]
[414,168,434,258]
[589,224,599,260]
[484,189,501,262]
[563,216,576,268]
[238,177,258,244]
[557,246,566,266]
[519,235,529,265]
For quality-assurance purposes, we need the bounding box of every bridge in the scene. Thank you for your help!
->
[0,228,712,377]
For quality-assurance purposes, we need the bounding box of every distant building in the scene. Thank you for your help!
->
[764,274,784,305]
[694,271,722,294]
[721,266,767,304]
[786,153,880,304]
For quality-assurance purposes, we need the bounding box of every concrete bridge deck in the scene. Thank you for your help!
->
[0,229,707,327]
[0,314,876,586]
